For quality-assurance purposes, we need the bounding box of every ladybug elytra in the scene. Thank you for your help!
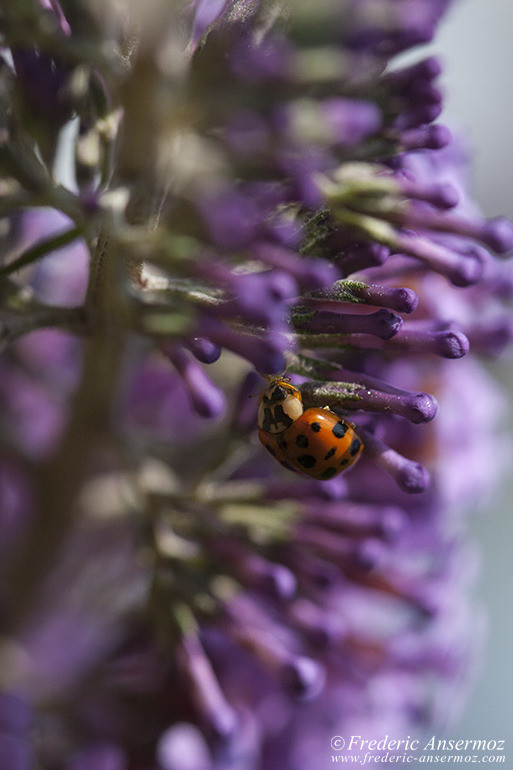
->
[257,377,363,480]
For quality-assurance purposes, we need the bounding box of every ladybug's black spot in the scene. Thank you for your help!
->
[339,458,349,467]
[295,434,308,448]
[271,385,286,403]
[324,446,336,460]
[310,422,321,433]
[278,438,288,450]
[280,460,297,472]
[265,443,276,456]
[350,438,361,456]
[273,404,293,430]
[320,467,337,480]
[332,421,348,439]
[297,454,316,469]
[262,407,274,433]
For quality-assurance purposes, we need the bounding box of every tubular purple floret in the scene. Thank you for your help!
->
[296,324,469,358]
[336,242,390,275]
[294,524,388,571]
[224,598,326,700]
[293,308,403,339]
[387,630,470,676]
[398,123,452,151]
[355,538,390,571]
[179,634,239,739]
[251,242,337,291]
[303,502,407,541]
[164,345,226,418]
[321,97,383,146]
[393,323,470,358]
[399,177,460,210]
[287,600,346,648]
[307,282,419,313]
[299,380,437,422]
[383,56,443,92]
[212,541,297,601]
[194,261,298,331]
[391,233,485,286]
[483,217,513,254]
[198,316,288,374]
[465,317,513,357]
[359,429,430,493]
[353,387,437,422]
[231,370,262,433]
[294,361,428,400]
[388,207,513,255]
[393,102,442,132]
[284,551,343,591]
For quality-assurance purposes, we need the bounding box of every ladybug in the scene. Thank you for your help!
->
[257,377,364,480]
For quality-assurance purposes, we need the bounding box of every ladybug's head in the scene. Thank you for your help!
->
[257,377,303,433]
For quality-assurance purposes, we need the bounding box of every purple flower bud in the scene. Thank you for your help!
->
[392,233,485,286]
[294,524,387,571]
[383,56,443,92]
[336,241,390,275]
[294,307,403,339]
[304,502,407,542]
[399,177,460,210]
[359,430,430,493]
[290,600,347,647]
[179,635,238,739]
[230,370,261,433]
[199,191,260,250]
[197,316,288,374]
[394,102,442,131]
[165,345,226,419]
[212,540,296,600]
[185,337,222,365]
[284,551,343,591]
[157,723,213,770]
[281,656,326,701]
[251,243,337,291]
[388,322,470,358]
[307,283,418,313]
[197,262,297,331]
[400,123,452,151]
[466,317,513,357]
[321,98,382,146]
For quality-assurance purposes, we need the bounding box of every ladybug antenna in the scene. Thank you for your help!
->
[248,373,289,399]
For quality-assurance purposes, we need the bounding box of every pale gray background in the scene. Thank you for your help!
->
[425,0,513,741]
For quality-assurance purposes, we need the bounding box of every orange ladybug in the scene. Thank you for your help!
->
[258,377,364,480]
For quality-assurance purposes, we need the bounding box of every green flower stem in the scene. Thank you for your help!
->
[0,306,86,350]
[0,225,85,276]
[6,231,130,630]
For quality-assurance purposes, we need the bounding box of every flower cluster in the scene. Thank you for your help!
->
[0,1,511,769]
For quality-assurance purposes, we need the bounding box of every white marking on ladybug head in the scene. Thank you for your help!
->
[282,394,303,422]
